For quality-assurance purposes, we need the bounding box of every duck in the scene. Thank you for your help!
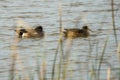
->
[63,26,91,38]
[15,26,44,38]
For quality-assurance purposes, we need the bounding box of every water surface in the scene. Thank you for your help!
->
[0,0,120,80]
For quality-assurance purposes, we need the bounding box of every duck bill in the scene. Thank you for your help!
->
[88,28,93,32]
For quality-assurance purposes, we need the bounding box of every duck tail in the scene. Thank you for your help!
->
[63,29,68,34]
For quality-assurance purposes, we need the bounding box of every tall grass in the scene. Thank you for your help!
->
[9,37,20,80]
[116,45,120,79]
[51,2,73,80]
[9,54,16,80]
[107,68,111,80]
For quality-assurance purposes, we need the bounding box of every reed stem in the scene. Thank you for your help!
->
[111,0,118,47]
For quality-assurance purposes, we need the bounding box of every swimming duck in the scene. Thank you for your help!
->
[15,26,44,38]
[63,26,91,38]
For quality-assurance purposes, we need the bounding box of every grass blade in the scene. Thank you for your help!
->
[98,37,109,80]
[111,0,118,47]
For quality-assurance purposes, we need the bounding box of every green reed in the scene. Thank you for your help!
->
[51,2,73,80]
[98,37,109,80]
[95,39,99,80]
[88,37,98,80]
[51,2,64,80]
[111,0,118,47]
[58,2,64,80]
[111,1,119,78]
[51,42,60,80]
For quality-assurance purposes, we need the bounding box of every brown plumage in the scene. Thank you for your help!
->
[63,26,90,38]
[15,26,44,38]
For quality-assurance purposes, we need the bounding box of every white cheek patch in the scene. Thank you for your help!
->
[22,33,28,38]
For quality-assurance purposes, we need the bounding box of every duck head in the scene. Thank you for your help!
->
[19,29,27,38]
[82,26,93,32]
[82,26,89,30]
[34,26,43,33]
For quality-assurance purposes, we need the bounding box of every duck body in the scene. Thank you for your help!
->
[63,26,90,38]
[15,26,44,38]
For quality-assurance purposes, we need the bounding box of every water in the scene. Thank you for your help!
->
[0,0,120,80]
